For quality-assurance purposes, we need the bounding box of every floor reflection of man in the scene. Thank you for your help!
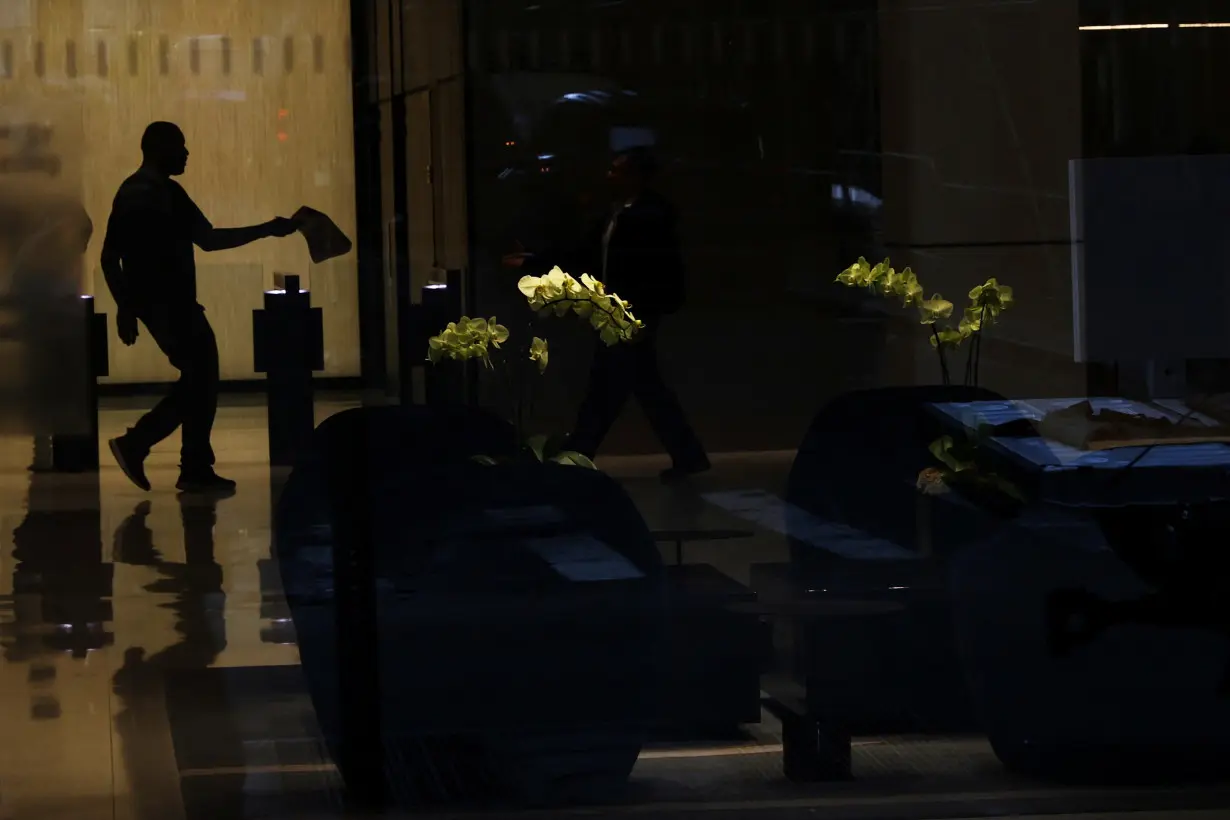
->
[111,494,239,820]
[111,494,228,671]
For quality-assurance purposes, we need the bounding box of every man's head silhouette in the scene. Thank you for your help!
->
[608,145,658,200]
[140,121,189,177]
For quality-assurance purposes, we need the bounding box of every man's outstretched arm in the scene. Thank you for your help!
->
[195,217,297,252]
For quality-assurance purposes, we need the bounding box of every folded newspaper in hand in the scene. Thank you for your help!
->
[293,206,352,264]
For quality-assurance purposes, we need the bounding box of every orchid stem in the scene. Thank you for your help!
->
[974,304,988,386]
[932,326,951,386]
[964,333,975,387]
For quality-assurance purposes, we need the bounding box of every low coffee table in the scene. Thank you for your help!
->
[650,528,766,730]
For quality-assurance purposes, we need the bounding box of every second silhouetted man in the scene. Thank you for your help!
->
[505,147,709,481]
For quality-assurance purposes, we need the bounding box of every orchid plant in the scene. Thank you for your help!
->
[835,257,1014,387]
[836,258,1022,504]
[426,266,643,469]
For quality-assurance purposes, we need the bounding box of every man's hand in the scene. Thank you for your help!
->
[267,216,298,238]
[117,310,139,346]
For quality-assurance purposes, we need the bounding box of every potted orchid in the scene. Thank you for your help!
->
[835,258,1022,508]
[836,257,1013,388]
[426,266,643,469]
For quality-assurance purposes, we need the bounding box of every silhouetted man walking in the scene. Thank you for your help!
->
[102,121,296,493]
[506,147,709,481]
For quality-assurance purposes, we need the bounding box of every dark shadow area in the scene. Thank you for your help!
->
[764,386,1010,743]
[5,470,111,683]
[1050,504,1230,678]
[332,0,1230,811]
[763,386,1230,786]
[276,404,669,807]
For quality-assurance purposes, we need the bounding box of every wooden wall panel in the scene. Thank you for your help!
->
[374,0,392,102]
[433,76,467,271]
[379,98,399,383]
[879,0,1081,359]
[402,0,431,91]
[430,0,463,79]
[0,0,359,382]
[405,89,435,292]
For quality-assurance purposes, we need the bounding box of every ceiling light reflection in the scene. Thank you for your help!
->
[1079,22,1230,30]
[1078,23,1169,31]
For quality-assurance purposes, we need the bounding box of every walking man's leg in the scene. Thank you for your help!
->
[629,328,709,481]
[110,310,193,491]
[176,311,220,475]
[110,307,230,493]
[173,311,230,493]
[568,341,635,460]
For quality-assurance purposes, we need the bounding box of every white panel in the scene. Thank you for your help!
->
[704,489,917,561]
[523,535,645,582]
[1071,154,1230,363]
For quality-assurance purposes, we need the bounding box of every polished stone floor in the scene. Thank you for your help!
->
[0,400,340,820]
[1,398,1228,820]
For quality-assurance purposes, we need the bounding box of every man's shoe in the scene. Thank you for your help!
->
[110,437,151,492]
[660,457,712,484]
[176,470,237,496]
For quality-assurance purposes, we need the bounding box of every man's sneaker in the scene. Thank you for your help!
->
[176,470,237,496]
[109,437,151,492]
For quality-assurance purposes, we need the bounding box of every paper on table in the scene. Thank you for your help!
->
[293,205,352,264]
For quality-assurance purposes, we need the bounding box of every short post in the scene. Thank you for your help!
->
[50,296,107,472]
[407,274,465,407]
[254,274,325,467]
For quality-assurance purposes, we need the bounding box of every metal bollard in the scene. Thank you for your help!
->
[50,296,107,472]
[253,274,325,467]
[412,271,467,407]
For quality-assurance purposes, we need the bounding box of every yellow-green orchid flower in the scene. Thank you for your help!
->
[836,257,873,286]
[529,336,549,372]
[969,277,1014,315]
[918,295,954,325]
